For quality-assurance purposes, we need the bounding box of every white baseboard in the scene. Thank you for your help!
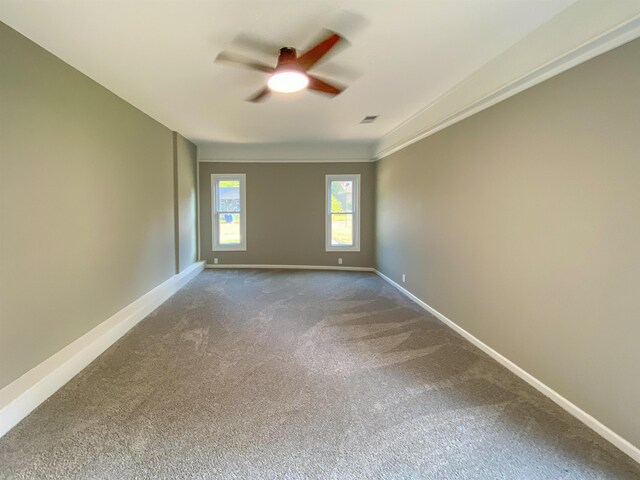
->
[374,269,640,464]
[0,261,205,438]
[205,263,374,272]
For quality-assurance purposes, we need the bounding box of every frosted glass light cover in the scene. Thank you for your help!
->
[267,71,309,93]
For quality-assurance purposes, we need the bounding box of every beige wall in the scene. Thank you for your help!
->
[376,38,640,447]
[199,162,375,268]
[174,133,198,273]
[0,23,189,389]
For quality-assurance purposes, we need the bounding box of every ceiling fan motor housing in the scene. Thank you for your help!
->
[277,47,300,70]
[214,31,346,101]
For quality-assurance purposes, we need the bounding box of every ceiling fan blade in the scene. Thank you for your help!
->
[306,75,345,96]
[232,33,283,58]
[297,31,347,70]
[312,62,361,82]
[215,51,274,74]
[246,86,271,102]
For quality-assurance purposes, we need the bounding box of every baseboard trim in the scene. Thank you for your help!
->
[0,261,205,438]
[205,264,375,272]
[374,269,640,464]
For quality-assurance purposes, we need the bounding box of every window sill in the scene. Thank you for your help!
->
[326,247,361,252]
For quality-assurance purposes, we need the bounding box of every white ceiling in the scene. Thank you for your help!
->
[0,0,582,148]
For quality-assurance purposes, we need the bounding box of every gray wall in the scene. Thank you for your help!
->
[376,38,640,447]
[174,133,198,273]
[0,23,196,389]
[199,162,375,268]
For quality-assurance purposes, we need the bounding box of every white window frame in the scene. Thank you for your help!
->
[211,173,246,251]
[325,174,360,252]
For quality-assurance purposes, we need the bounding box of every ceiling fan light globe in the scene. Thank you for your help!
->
[267,71,309,93]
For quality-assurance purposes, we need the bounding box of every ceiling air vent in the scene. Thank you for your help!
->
[360,115,379,124]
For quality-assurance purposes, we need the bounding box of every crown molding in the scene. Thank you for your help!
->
[373,7,640,160]
[198,141,374,163]
[198,158,372,163]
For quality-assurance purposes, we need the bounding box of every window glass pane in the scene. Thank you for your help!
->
[331,213,353,246]
[330,181,353,213]
[217,180,241,212]
[218,213,241,244]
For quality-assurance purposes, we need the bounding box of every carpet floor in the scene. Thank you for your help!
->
[1,270,638,479]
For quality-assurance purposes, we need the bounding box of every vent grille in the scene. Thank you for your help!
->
[360,115,379,124]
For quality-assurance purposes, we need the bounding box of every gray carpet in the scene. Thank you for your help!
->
[1,270,638,479]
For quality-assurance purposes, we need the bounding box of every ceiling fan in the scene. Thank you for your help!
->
[215,30,348,102]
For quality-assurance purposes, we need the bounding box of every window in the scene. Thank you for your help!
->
[326,174,360,251]
[212,174,246,251]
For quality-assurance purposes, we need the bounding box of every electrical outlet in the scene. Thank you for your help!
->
[402,274,406,283]
[338,258,343,265]
[214,258,219,265]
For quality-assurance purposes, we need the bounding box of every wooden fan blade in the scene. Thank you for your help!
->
[246,86,271,102]
[312,62,361,82]
[307,75,344,96]
[297,31,346,70]
[215,52,274,74]
[232,33,282,57]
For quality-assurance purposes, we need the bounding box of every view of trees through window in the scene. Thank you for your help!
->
[217,180,241,244]
[330,180,353,246]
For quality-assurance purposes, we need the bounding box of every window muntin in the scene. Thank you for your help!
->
[326,174,360,252]
[212,174,246,251]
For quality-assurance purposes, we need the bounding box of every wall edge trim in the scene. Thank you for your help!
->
[373,14,640,160]
[0,261,205,438]
[374,269,640,464]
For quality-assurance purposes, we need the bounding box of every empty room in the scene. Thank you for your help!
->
[1,0,639,478]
